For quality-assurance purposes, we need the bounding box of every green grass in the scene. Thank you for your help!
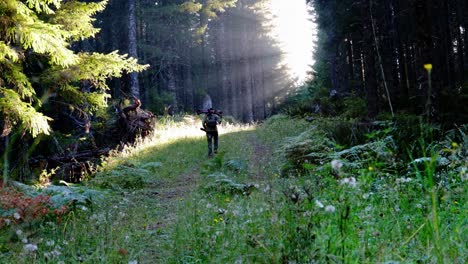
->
[0,115,466,263]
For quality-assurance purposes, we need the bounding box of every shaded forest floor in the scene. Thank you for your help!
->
[0,115,466,263]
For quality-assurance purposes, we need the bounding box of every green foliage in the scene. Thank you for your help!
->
[92,165,147,190]
[204,172,256,195]
[0,0,148,139]
[0,88,52,137]
[0,116,466,263]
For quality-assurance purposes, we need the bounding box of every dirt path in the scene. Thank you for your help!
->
[145,168,199,230]
[248,133,273,181]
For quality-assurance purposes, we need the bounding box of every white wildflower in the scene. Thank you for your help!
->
[315,200,324,208]
[331,160,343,172]
[396,177,412,184]
[362,193,370,199]
[4,219,11,225]
[13,212,21,220]
[340,177,357,188]
[23,244,38,252]
[206,203,213,209]
[57,261,65,264]
[125,235,130,243]
[51,250,61,257]
[79,206,88,211]
[325,205,336,213]
[128,260,138,264]
[16,229,23,236]
[21,238,28,244]
[46,240,55,247]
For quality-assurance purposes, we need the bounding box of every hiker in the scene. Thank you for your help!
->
[202,108,222,157]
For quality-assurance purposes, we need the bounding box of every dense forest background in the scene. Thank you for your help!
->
[297,0,468,123]
[1,0,467,180]
[94,0,294,122]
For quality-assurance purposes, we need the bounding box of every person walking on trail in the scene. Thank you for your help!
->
[202,108,221,157]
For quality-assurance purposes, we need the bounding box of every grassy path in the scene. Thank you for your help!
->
[2,117,465,263]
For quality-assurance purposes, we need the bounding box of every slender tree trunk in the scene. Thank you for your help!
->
[362,0,378,118]
[413,0,433,119]
[241,20,253,122]
[455,0,465,86]
[369,0,394,116]
[218,15,230,113]
[167,66,178,114]
[128,0,140,98]
[185,43,194,112]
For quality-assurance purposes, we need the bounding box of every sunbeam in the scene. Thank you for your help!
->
[268,0,316,85]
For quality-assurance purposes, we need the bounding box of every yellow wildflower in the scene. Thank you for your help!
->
[424,64,432,71]
[451,142,458,148]
[368,166,374,171]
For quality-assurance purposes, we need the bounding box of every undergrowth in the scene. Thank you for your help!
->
[0,114,466,263]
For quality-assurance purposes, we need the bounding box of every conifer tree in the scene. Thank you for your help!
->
[0,0,148,181]
[0,0,148,138]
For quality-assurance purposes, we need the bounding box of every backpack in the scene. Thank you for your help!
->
[206,114,218,128]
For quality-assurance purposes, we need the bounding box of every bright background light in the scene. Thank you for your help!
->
[268,0,316,85]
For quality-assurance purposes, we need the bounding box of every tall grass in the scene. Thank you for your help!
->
[0,115,466,263]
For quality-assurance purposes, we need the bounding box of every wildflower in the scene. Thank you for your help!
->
[23,244,38,252]
[22,238,28,244]
[325,205,336,213]
[315,200,324,208]
[368,166,374,171]
[128,261,138,264]
[331,160,343,172]
[424,64,432,71]
[4,219,11,225]
[451,142,458,148]
[396,177,412,184]
[13,212,21,220]
[16,229,23,236]
[46,240,55,247]
[340,177,357,188]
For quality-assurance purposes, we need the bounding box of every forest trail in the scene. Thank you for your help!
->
[144,168,199,230]
[247,133,272,182]
[136,129,271,262]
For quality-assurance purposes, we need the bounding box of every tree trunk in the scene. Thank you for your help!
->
[167,66,178,114]
[413,0,433,119]
[128,0,140,98]
[241,20,253,122]
[218,15,230,113]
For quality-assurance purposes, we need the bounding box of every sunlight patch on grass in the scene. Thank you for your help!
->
[116,116,256,160]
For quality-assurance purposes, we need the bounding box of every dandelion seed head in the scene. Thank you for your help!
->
[13,212,21,220]
[325,205,336,213]
[23,244,38,252]
[340,177,357,188]
[331,160,343,172]
[315,200,324,208]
